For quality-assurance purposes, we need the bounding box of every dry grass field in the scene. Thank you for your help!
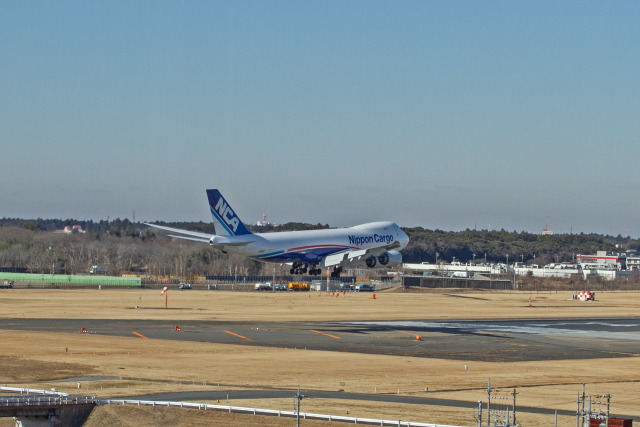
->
[0,288,639,426]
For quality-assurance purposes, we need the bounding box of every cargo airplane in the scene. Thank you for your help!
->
[146,189,409,278]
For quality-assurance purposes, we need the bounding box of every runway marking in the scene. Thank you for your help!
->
[224,330,253,341]
[131,332,149,339]
[310,330,341,340]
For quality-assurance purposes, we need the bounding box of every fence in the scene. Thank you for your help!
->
[0,272,141,287]
[404,276,513,290]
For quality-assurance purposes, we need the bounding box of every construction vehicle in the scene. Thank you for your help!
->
[288,282,310,291]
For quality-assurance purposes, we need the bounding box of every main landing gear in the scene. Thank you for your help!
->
[330,266,343,278]
[290,262,323,276]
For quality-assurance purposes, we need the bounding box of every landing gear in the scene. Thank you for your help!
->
[290,262,305,275]
[290,262,322,276]
[330,266,343,278]
[308,265,322,276]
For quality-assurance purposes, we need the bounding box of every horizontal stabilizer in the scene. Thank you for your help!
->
[145,223,212,240]
[211,241,252,247]
[168,234,210,243]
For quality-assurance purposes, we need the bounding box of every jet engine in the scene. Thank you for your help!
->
[366,251,403,268]
[379,250,403,266]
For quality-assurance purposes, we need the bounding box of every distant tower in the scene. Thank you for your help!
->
[257,210,269,226]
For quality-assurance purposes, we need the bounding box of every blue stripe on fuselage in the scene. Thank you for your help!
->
[251,245,355,263]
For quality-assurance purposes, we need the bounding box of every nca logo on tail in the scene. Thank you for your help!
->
[214,196,240,233]
[206,190,251,236]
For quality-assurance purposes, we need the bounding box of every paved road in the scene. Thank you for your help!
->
[2,317,640,362]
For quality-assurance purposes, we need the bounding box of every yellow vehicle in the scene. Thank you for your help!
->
[288,282,310,291]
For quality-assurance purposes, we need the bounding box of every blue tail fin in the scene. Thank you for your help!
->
[206,189,253,237]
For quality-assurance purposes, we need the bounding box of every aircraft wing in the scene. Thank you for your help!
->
[383,241,403,251]
[321,238,404,268]
[145,223,212,241]
[322,248,375,268]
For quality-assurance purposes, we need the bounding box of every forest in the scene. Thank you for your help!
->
[1,217,637,278]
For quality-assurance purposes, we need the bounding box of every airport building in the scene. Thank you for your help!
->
[576,251,627,270]
[626,253,640,271]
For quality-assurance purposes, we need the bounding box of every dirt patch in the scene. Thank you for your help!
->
[0,355,94,382]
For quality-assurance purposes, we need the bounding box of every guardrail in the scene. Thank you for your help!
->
[99,398,463,427]
[0,395,95,406]
[0,386,69,397]
[0,387,462,426]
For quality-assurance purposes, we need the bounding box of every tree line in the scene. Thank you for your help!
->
[0,218,637,278]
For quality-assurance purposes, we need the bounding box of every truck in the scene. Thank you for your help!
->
[254,282,272,291]
[89,265,107,275]
[354,284,375,292]
[0,280,13,289]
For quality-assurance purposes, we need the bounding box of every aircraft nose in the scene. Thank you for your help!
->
[396,226,409,248]
[401,232,409,247]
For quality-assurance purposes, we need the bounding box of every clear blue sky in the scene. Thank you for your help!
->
[1,1,639,236]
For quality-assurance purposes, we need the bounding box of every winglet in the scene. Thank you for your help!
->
[206,189,253,237]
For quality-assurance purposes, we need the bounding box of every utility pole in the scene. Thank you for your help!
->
[295,385,307,427]
[484,379,518,426]
[576,383,611,427]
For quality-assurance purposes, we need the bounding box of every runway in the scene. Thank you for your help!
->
[2,317,640,362]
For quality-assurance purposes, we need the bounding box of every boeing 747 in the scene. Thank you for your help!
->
[146,189,409,278]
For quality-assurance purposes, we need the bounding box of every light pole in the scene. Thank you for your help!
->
[48,246,55,285]
[435,252,439,265]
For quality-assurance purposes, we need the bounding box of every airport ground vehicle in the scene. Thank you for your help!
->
[354,284,375,292]
[179,282,192,290]
[0,280,13,289]
[89,265,107,275]
[288,282,310,291]
[254,282,272,291]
